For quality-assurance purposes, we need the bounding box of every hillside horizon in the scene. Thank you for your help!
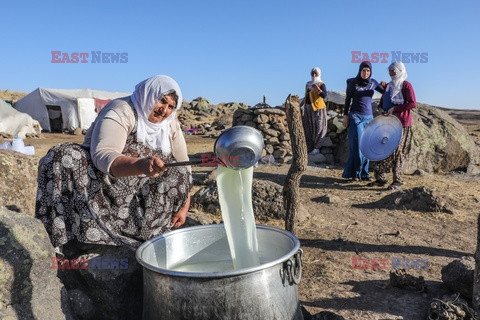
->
[1,88,479,112]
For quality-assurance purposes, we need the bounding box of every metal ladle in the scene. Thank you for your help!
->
[165,126,264,170]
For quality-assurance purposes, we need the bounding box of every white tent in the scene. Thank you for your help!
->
[0,99,42,138]
[14,88,130,132]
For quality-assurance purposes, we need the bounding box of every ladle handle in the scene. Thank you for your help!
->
[164,159,204,167]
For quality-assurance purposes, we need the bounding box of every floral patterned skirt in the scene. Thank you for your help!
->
[35,142,192,248]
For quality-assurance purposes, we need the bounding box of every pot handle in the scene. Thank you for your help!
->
[284,248,303,285]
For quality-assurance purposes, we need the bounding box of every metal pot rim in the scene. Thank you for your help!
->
[136,224,300,278]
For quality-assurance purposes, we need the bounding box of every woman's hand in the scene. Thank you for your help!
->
[385,107,395,116]
[380,81,388,88]
[139,156,167,178]
[342,115,349,128]
[313,83,322,93]
[111,155,166,178]
[171,195,190,228]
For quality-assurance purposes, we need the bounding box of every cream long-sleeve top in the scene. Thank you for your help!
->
[82,97,190,175]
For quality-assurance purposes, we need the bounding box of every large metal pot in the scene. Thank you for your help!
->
[136,224,303,320]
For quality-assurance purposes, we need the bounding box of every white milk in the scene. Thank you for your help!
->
[170,166,260,272]
[216,166,260,270]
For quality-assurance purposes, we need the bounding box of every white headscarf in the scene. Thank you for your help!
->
[130,75,182,154]
[387,62,407,104]
[307,67,322,90]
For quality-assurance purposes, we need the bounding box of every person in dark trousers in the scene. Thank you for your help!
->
[342,61,385,181]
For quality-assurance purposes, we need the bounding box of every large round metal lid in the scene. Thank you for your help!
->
[360,115,403,161]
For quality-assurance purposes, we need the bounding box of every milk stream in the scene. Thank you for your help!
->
[216,166,260,270]
[170,166,260,272]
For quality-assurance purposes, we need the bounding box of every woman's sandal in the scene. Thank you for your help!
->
[388,181,403,190]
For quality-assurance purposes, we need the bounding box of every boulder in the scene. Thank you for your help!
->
[191,179,285,220]
[406,104,480,174]
[353,187,455,214]
[0,151,40,216]
[441,256,474,299]
[58,242,143,320]
[0,208,73,319]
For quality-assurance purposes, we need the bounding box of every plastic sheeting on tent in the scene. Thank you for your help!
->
[0,99,42,138]
[14,88,130,132]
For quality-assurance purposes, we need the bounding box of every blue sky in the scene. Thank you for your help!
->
[1,0,479,109]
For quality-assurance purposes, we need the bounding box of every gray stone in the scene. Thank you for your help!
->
[183,211,216,227]
[267,137,280,145]
[324,154,335,165]
[192,180,286,220]
[68,289,96,320]
[265,144,274,154]
[279,133,290,141]
[320,147,333,154]
[280,141,291,149]
[255,114,269,124]
[258,123,271,131]
[0,151,41,216]
[406,104,480,173]
[312,311,346,320]
[412,169,426,176]
[318,137,334,147]
[254,108,285,116]
[264,129,280,137]
[0,209,74,320]
[272,122,287,132]
[308,153,327,165]
[244,121,256,127]
[273,148,288,159]
[59,243,142,320]
[240,114,254,122]
[315,194,342,204]
[441,256,474,299]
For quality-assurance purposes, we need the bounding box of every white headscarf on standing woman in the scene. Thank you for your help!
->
[307,67,322,90]
[130,75,183,155]
[387,62,408,105]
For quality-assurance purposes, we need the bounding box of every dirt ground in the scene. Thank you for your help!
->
[11,111,480,320]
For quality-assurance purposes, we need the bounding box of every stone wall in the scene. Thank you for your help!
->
[232,102,346,165]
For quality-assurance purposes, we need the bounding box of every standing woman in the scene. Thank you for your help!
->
[300,67,328,155]
[35,75,192,250]
[342,61,385,181]
[371,62,416,190]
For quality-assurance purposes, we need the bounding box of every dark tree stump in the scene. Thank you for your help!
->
[283,95,307,234]
[473,213,480,311]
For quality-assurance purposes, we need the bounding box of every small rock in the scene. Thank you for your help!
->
[412,169,426,176]
[441,256,474,299]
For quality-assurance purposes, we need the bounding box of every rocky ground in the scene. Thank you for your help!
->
[1,105,480,319]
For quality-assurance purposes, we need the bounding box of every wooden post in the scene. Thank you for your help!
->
[283,94,308,234]
[473,213,480,311]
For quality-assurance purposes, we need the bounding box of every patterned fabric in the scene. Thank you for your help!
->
[374,126,412,183]
[35,128,192,249]
[302,104,328,153]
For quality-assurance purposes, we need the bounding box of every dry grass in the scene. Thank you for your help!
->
[0,89,27,102]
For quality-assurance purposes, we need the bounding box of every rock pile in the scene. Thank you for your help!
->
[177,97,248,136]
[232,101,346,165]
[192,178,286,220]
[353,186,456,214]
